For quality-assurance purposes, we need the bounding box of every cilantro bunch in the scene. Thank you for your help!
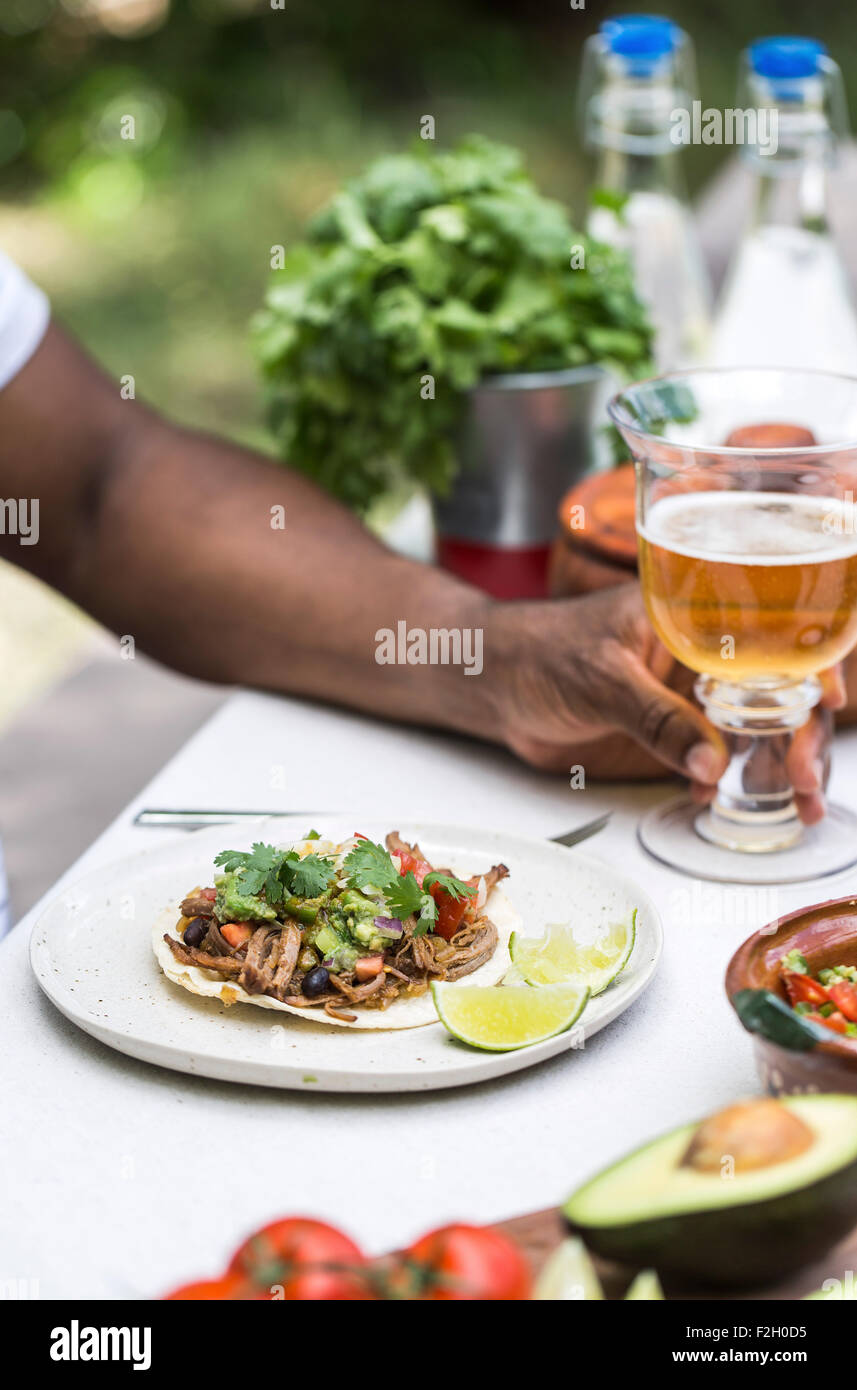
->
[214,842,336,903]
[252,135,653,512]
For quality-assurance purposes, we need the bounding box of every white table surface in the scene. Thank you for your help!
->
[3,688,857,1299]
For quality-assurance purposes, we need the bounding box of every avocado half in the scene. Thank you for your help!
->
[563,1095,857,1288]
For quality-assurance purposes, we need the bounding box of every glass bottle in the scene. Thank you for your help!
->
[580,13,712,370]
[710,36,857,372]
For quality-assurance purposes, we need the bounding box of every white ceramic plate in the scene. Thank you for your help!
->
[30,816,662,1093]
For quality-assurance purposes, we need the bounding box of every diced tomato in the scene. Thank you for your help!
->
[804,1009,852,1036]
[200,887,217,902]
[431,890,469,942]
[782,970,831,1007]
[396,851,431,887]
[354,954,385,981]
[394,851,471,939]
[828,981,857,1023]
[221,921,254,949]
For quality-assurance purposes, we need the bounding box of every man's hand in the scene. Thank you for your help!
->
[489,584,841,825]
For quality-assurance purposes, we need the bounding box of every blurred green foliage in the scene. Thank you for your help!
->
[1,0,856,447]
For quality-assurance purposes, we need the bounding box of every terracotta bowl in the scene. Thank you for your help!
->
[548,464,638,598]
[726,897,857,1096]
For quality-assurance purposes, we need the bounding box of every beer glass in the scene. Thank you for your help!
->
[609,368,857,883]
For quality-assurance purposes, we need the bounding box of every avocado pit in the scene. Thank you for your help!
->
[681,1098,813,1174]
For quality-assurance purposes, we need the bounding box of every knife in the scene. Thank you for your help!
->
[133,807,612,844]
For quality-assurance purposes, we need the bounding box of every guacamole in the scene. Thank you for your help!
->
[214,870,277,924]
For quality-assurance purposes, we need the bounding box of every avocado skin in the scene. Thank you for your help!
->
[564,1154,857,1288]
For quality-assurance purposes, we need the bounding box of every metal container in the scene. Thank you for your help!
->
[432,365,607,598]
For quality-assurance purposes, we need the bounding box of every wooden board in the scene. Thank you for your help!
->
[492,1207,857,1300]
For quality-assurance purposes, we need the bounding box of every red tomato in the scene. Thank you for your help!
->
[396,850,431,887]
[402,1223,531,1300]
[164,1273,253,1300]
[828,980,857,1023]
[805,1009,852,1036]
[431,889,469,942]
[200,888,217,902]
[782,970,830,1007]
[394,854,471,940]
[228,1218,372,1300]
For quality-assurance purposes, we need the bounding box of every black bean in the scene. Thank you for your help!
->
[183,916,208,948]
[302,966,330,998]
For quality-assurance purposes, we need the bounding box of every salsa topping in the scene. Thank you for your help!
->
[779,949,857,1038]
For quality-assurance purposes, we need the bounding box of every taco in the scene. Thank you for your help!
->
[154,831,514,1029]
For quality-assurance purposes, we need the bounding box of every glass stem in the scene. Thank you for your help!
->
[693,675,822,853]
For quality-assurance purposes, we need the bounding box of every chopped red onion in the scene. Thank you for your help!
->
[373,916,403,938]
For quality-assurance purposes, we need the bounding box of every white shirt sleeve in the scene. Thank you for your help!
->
[0,247,50,391]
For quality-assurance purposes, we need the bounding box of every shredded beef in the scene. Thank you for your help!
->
[180,893,216,920]
[164,935,243,975]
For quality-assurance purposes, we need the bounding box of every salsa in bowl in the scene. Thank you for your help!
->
[726,896,857,1097]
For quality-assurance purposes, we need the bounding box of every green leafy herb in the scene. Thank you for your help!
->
[385,874,427,923]
[214,842,284,899]
[343,837,437,933]
[423,870,475,901]
[253,135,654,512]
[343,838,400,895]
[214,841,336,904]
[289,853,337,898]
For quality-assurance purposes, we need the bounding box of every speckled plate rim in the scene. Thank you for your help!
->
[29,816,663,1094]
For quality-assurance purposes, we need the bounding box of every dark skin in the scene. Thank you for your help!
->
[0,323,841,820]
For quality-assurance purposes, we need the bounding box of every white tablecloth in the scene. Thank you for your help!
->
[3,689,856,1298]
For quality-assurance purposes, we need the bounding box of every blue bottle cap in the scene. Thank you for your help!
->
[601,14,682,70]
[749,36,827,81]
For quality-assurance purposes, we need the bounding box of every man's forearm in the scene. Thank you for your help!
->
[81,411,504,737]
[0,324,507,743]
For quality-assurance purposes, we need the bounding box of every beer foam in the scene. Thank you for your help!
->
[639,491,857,566]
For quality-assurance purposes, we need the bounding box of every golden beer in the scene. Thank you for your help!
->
[638,491,857,682]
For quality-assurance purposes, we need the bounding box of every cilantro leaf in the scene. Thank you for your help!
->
[213,842,335,906]
[214,842,284,898]
[383,871,424,921]
[412,892,438,937]
[423,871,475,901]
[343,838,399,894]
[289,853,336,898]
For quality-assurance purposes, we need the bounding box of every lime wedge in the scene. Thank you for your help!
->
[431,981,589,1052]
[510,910,636,994]
[532,1237,604,1301]
[625,1269,664,1301]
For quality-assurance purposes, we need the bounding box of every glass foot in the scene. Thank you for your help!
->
[638,795,857,885]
